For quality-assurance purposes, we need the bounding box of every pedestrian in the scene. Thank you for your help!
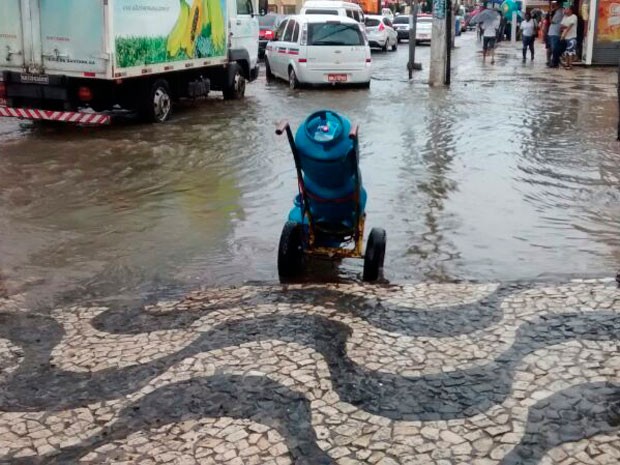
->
[560,6,578,69]
[481,5,500,64]
[541,13,551,64]
[547,1,564,68]
[520,12,536,61]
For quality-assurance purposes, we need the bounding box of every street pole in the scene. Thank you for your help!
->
[407,0,422,78]
[445,0,451,85]
[429,0,447,85]
[617,59,619,141]
[511,11,517,43]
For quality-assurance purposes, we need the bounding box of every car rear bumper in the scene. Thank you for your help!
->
[296,66,371,85]
[396,30,410,39]
[368,39,387,48]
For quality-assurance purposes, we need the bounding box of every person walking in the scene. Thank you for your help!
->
[560,6,578,69]
[481,6,501,64]
[547,1,564,68]
[520,12,537,61]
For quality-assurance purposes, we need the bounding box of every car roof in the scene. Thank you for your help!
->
[291,14,360,24]
[302,1,362,8]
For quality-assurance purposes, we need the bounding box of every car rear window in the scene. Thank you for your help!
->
[259,15,278,27]
[393,16,410,24]
[308,22,364,46]
[365,18,380,27]
[304,9,339,15]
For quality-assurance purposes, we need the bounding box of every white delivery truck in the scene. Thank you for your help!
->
[0,0,260,124]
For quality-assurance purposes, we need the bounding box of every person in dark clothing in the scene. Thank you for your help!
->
[547,1,564,68]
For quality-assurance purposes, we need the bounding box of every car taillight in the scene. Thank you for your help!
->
[0,81,6,99]
[301,23,308,45]
[378,22,385,32]
[78,86,93,102]
[265,30,274,40]
[366,58,371,63]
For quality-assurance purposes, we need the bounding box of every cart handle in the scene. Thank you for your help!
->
[276,120,290,136]
[349,125,359,140]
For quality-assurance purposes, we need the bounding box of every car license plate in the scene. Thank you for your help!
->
[20,73,50,85]
[328,74,347,83]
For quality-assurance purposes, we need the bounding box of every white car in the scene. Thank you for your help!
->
[415,15,433,44]
[300,1,365,26]
[364,15,398,52]
[265,15,371,88]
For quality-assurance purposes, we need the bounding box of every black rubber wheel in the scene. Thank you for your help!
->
[278,222,304,279]
[223,64,246,100]
[265,59,274,80]
[288,67,300,89]
[363,227,386,282]
[141,79,172,123]
[381,41,388,52]
[391,39,398,51]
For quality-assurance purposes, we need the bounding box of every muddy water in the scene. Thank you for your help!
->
[0,34,618,307]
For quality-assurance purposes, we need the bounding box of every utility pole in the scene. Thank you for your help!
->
[407,0,422,79]
[429,0,448,86]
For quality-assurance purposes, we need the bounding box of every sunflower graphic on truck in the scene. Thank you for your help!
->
[115,0,227,69]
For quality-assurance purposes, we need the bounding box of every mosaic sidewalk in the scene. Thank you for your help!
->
[1,279,619,464]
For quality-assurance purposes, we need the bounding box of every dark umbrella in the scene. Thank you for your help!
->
[469,9,501,25]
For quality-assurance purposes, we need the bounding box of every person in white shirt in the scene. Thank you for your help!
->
[481,6,501,64]
[560,6,578,69]
[519,12,537,61]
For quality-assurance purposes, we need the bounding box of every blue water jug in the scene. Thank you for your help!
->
[288,110,367,229]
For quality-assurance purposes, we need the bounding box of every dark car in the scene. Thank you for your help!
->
[392,15,411,42]
[259,14,286,58]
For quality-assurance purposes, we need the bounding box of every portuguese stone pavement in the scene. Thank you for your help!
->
[0,278,619,464]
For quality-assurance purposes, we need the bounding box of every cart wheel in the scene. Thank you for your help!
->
[278,222,304,279]
[363,227,386,282]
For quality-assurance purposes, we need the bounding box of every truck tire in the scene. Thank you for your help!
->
[223,64,246,100]
[140,79,172,123]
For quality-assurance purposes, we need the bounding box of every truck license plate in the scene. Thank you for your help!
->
[328,74,347,82]
[20,73,50,85]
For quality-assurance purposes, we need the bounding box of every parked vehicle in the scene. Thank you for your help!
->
[415,15,433,44]
[364,15,398,51]
[300,1,365,25]
[0,0,260,125]
[259,14,287,58]
[265,15,371,89]
[393,15,411,42]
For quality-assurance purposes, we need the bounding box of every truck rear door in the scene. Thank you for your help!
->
[1,0,107,76]
[38,0,107,75]
[0,0,26,69]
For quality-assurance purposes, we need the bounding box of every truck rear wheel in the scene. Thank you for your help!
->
[223,64,246,100]
[141,79,172,123]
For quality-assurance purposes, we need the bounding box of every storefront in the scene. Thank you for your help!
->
[581,0,620,64]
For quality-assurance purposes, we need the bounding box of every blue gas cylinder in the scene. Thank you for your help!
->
[288,110,367,229]
[295,110,357,194]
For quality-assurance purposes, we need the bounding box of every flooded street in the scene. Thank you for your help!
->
[1,33,619,307]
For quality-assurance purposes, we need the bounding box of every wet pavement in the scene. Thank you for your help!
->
[1,33,619,308]
[1,33,620,464]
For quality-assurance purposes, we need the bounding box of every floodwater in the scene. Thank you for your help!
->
[0,34,619,308]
